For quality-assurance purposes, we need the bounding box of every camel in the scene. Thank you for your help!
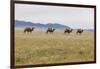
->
[64,28,73,34]
[46,28,55,34]
[24,27,34,33]
[76,29,83,34]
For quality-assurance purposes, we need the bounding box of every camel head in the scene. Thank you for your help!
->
[32,27,34,30]
[53,28,55,31]
[81,29,83,32]
[70,29,73,32]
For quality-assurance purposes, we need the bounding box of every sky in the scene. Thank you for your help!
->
[15,4,94,29]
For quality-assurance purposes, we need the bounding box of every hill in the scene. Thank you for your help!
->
[15,20,70,29]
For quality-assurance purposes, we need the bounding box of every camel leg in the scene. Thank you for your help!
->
[67,32,68,34]
[30,31,32,34]
[68,33,70,34]
[24,31,26,33]
[64,31,67,34]
[64,32,66,34]
[24,31,25,33]
[24,30,26,33]
[80,33,82,35]
[46,31,48,34]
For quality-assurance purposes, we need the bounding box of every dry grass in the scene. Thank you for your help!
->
[15,29,94,65]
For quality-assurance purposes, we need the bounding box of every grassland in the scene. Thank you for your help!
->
[15,29,94,66]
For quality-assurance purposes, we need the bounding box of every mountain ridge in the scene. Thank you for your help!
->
[15,20,70,29]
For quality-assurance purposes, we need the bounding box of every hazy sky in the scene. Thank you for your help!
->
[15,4,94,29]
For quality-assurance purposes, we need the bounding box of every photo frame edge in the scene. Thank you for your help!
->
[10,0,96,69]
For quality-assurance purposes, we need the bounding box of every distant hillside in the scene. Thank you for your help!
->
[84,29,94,32]
[15,20,70,29]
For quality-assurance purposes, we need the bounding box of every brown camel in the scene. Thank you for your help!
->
[76,29,83,34]
[24,27,34,33]
[46,28,55,34]
[64,28,73,34]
